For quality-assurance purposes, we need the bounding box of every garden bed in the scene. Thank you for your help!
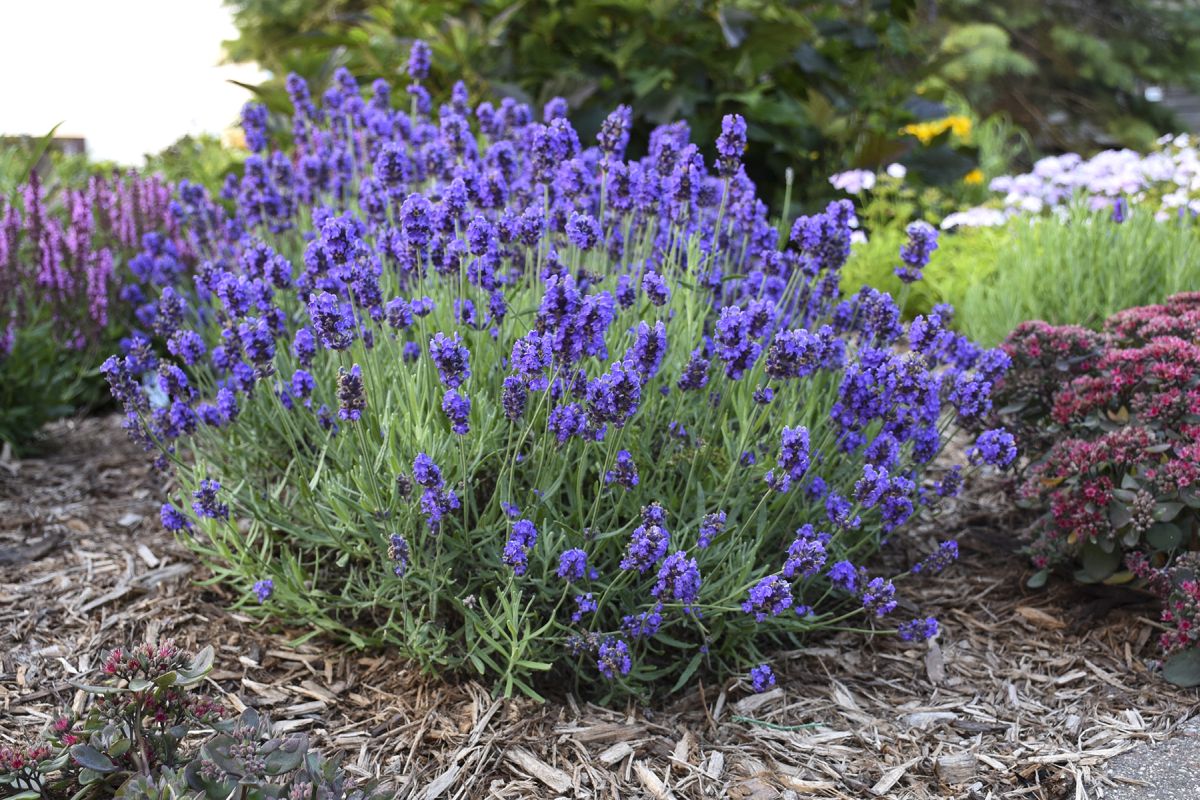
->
[2,415,1196,798]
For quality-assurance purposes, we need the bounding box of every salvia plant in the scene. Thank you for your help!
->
[990,294,1200,680]
[0,169,189,447]
[103,42,1014,700]
[0,641,384,800]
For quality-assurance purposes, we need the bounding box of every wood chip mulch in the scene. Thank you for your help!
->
[2,414,1197,799]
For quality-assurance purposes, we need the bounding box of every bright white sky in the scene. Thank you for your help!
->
[0,0,266,165]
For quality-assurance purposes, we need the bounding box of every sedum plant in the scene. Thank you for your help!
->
[105,43,1012,699]
[990,294,1200,682]
[0,642,384,800]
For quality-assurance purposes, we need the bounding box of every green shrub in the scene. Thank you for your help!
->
[958,203,1200,345]
[842,224,1003,320]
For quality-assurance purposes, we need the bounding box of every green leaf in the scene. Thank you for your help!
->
[264,745,306,776]
[1026,569,1049,589]
[1080,541,1121,581]
[70,744,117,773]
[1162,648,1200,687]
[1147,522,1183,551]
[1155,502,1185,522]
[669,652,704,694]
[1107,500,1132,530]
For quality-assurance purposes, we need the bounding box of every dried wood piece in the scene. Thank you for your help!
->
[507,748,573,794]
[936,752,978,785]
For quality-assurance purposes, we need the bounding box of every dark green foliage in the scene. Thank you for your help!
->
[223,0,952,201]
[932,0,1200,151]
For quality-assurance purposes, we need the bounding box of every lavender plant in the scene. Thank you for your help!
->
[106,45,1011,699]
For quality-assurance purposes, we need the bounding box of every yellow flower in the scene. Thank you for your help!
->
[900,115,973,145]
[963,168,984,185]
[222,127,248,151]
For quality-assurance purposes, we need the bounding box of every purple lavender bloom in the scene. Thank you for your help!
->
[620,521,669,573]
[307,292,356,350]
[385,297,414,329]
[912,541,959,575]
[167,330,206,365]
[749,663,775,693]
[766,426,810,493]
[898,617,939,642]
[291,370,315,400]
[827,560,858,592]
[412,453,444,488]
[641,271,670,306]
[374,143,409,188]
[895,221,938,283]
[604,449,639,489]
[543,96,568,121]
[627,320,667,381]
[969,428,1017,468]
[585,360,641,427]
[317,404,339,435]
[429,331,471,388]
[441,389,471,434]
[292,327,316,366]
[557,548,595,582]
[253,579,274,603]
[1112,196,1128,223]
[337,364,366,421]
[192,479,229,520]
[160,502,192,532]
[652,551,702,610]
[715,114,747,177]
[741,574,793,622]
[861,577,897,617]
[502,375,527,420]
[241,102,269,152]
[935,466,964,498]
[420,486,459,533]
[714,305,761,380]
[677,349,710,391]
[511,331,553,389]
[547,402,587,444]
[597,638,632,679]
[825,492,861,530]
[623,605,664,639]
[216,386,240,423]
[389,534,410,577]
[407,39,432,80]
[698,510,726,548]
[572,592,597,622]
[565,211,601,251]
[503,519,538,575]
[783,525,828,578]
[597,105,632,158]
[752,386,774,405]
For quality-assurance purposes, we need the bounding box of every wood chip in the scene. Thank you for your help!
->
[507,748,572,794]
[1016,606,1066,630]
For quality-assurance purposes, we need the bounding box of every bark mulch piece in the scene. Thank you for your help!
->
[2,414,1197,799]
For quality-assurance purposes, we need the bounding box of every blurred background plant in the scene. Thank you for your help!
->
[218,0,1200,204]
[957,202,1200,345]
